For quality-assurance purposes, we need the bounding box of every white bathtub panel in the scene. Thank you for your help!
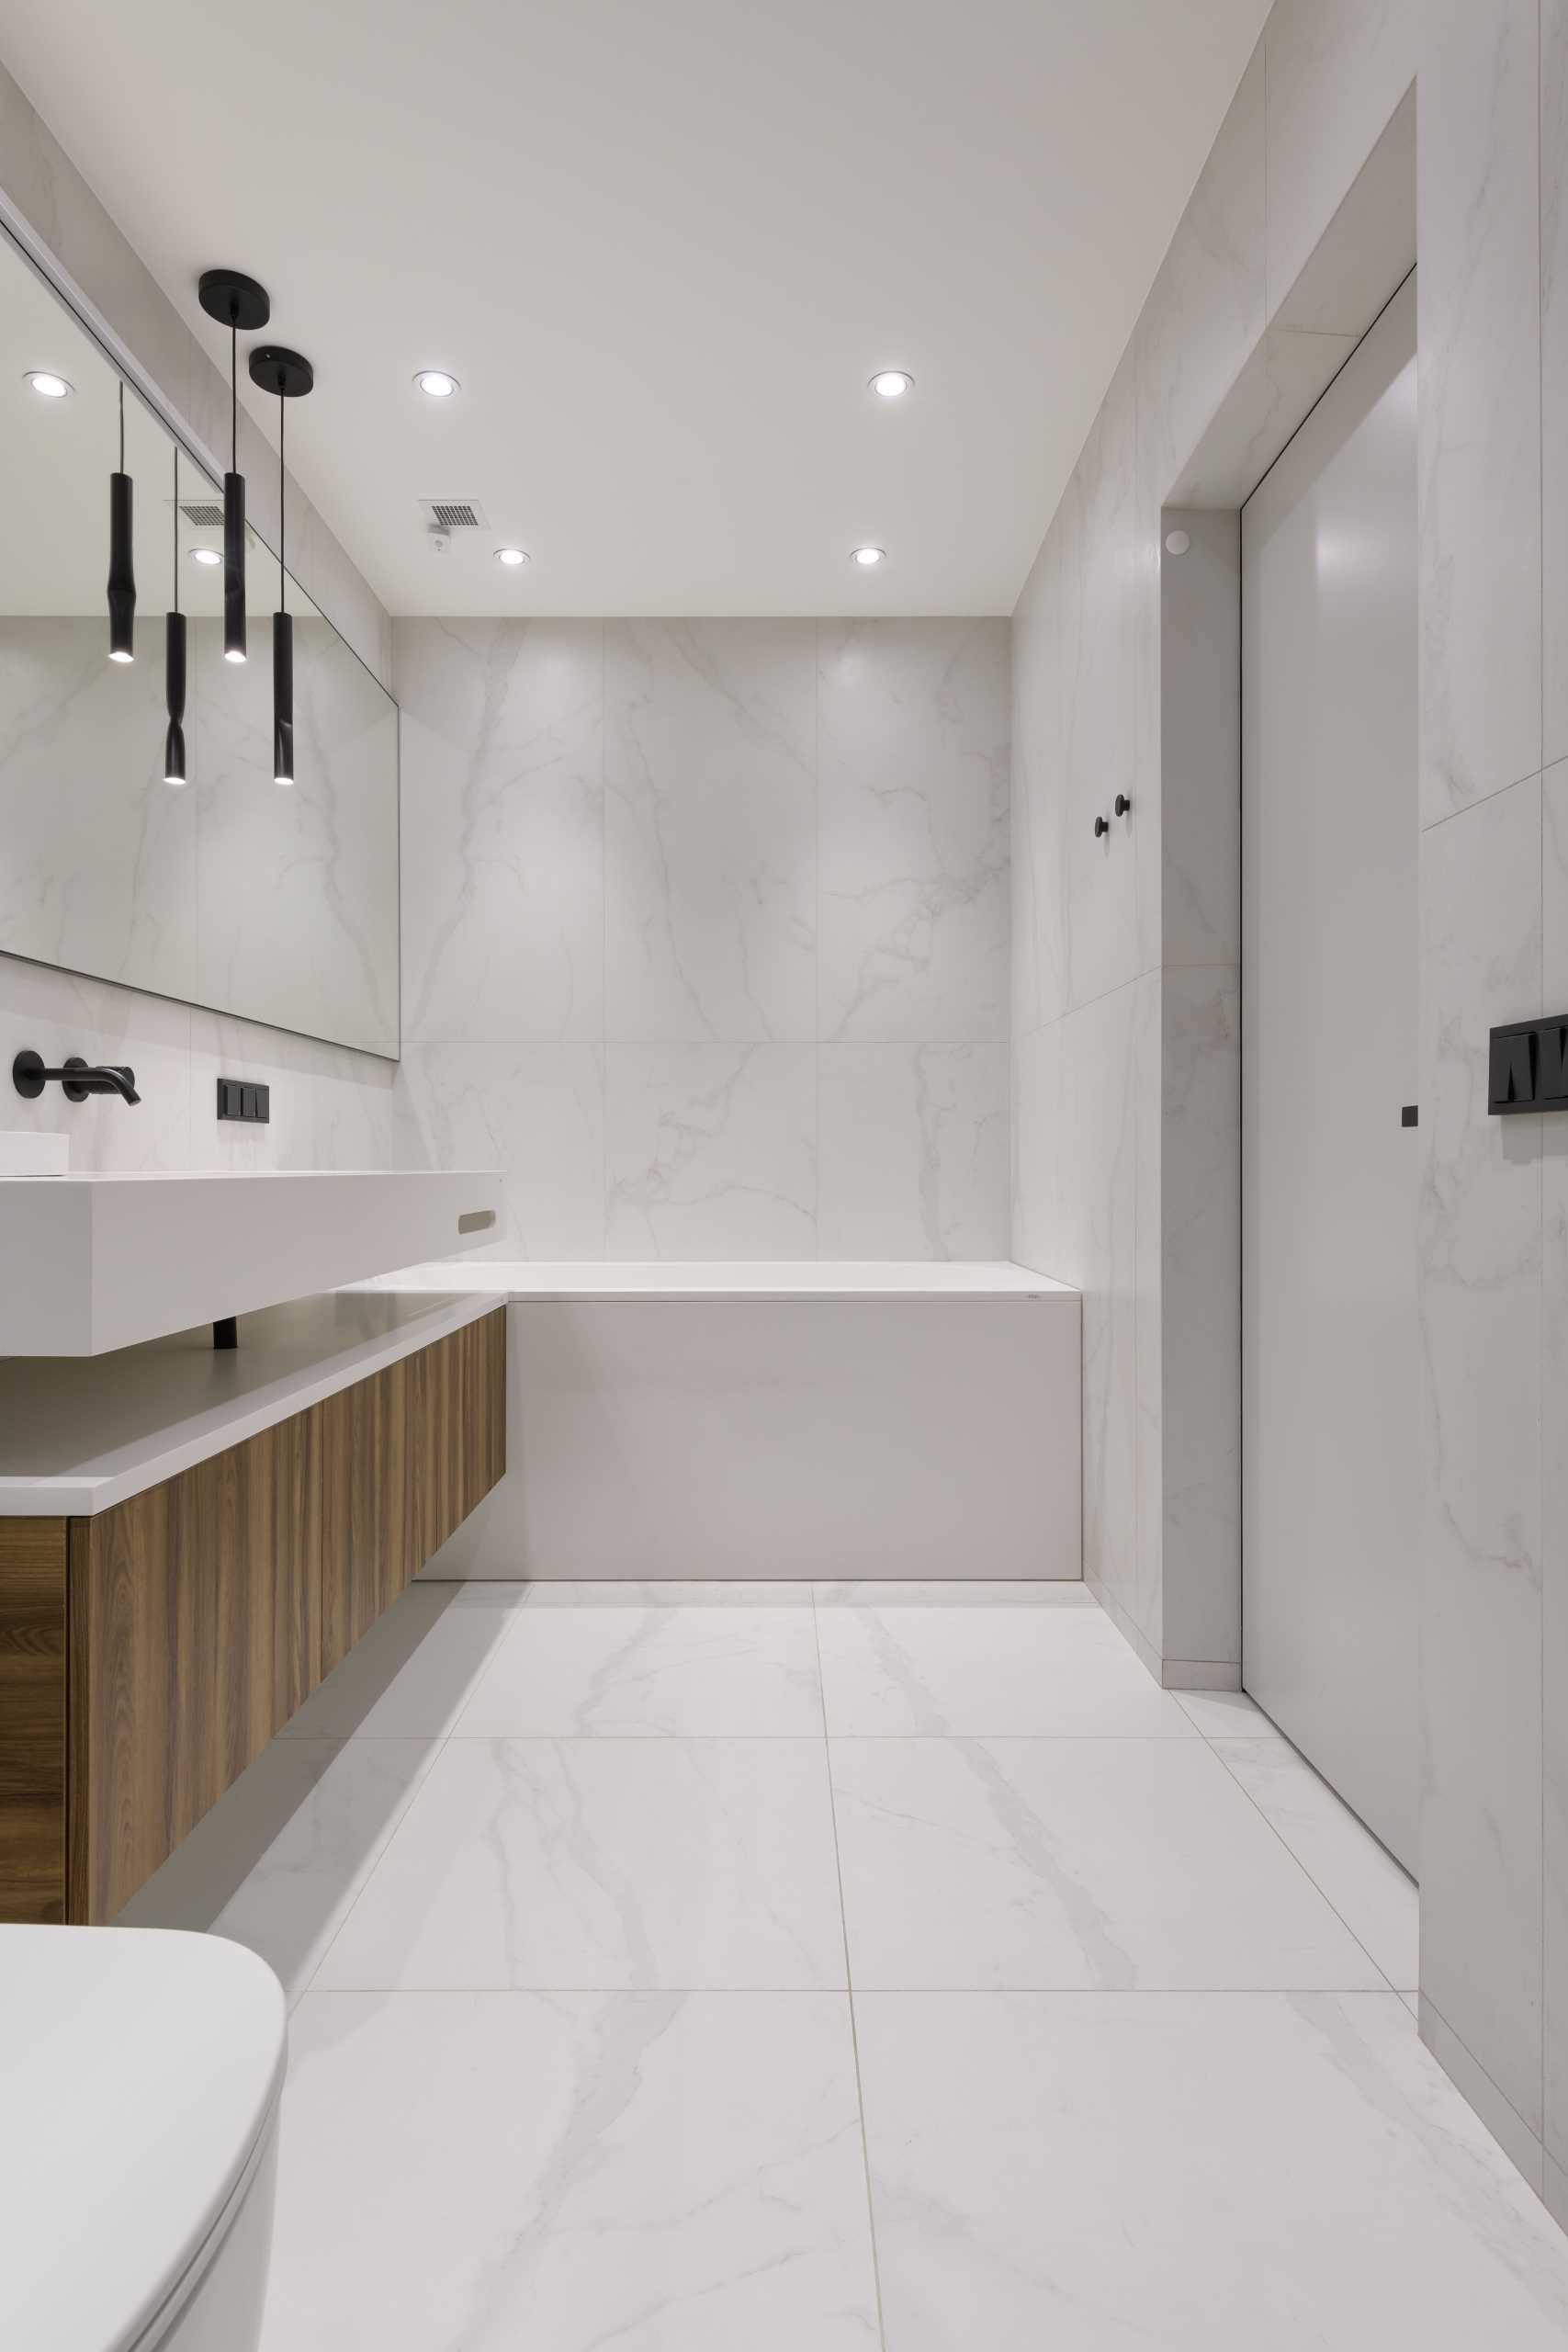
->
[432,1296,1080,1582]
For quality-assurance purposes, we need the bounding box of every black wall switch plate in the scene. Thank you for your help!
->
[1488,1017,1568,1114]
[217,1077,271,1123]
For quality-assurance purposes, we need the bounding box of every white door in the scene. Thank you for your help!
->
[1241,273,1418,1871]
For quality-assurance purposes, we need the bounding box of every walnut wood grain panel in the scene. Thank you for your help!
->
[409,1329,464,1565]
[208,1413,322,1774]
[321,1363,412,1670]
[0,1520,68,1924]
[68,1415,320,1924]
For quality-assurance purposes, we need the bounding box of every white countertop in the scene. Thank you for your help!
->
[357,1258,1076,1300]
[0,1288,498,1515]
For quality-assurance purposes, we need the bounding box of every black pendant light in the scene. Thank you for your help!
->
[197,269,270,665]
[107,379,135,662]
[164,447,186,785]
[248,344,313,786]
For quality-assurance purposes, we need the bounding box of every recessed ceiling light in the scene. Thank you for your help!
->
[415,369,460,399]
[494,546,529,568]
[869,370,913,399]
[189,546,222,567]
[852,545,886,567]
[25,370,73,398]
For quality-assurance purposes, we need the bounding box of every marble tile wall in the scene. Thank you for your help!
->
[1010,0,1568,2214]
[394,616,1010,1260]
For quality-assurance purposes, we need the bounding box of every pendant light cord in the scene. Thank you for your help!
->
[277,379,286,611]
[172,445,179,615]
[231,314,238,472]
[118,378,125,471]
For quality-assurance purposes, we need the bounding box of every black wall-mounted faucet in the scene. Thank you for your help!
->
[13,1049,141,1105]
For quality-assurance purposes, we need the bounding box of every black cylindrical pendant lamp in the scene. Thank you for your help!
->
[107,382,135,662]
[272,610,293,786]
[164,611,187,782]
[248,343,313,787]
[164,447,186,785]
[222,463,246,663]
[198,269,270,666]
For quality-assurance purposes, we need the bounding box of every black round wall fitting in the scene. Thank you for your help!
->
[1115,794,1133,817]
[248,346,314,400]
[1093,815,1110,839]
[198,269,271,331]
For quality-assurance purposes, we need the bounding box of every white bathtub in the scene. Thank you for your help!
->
[373,1262,1081,1583]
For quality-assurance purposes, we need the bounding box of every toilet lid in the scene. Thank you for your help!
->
[0,1927,286,2352]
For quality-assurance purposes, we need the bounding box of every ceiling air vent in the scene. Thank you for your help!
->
[177,500,226,527]
[419,499,488,530]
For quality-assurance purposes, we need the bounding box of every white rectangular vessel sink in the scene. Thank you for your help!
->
[0,1170,502,1355]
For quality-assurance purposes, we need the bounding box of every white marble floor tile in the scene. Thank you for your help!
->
[314,1737,846,1990]
[829,1737,1386,1990]
[456,1605,823,1736]
[1174,1686,1283,1738]
[813,1579,1094,1606]
[817,1604,1195,1736]
[853,1991,1568,2351]
[263,1991,880,2352]
[116,1738,442,1999]
[1217,1737,1419,1992]
[281,1585,516,1739]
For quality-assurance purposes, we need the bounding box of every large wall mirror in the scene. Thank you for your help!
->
[0,230,399,1056]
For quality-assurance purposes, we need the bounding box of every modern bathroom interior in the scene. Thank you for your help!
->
[1,2,1567,2346]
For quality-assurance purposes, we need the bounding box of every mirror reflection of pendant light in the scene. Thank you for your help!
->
[107,380,135,662]
[197,269,271,665]
[248,344,313,786]
[164,447,186,785]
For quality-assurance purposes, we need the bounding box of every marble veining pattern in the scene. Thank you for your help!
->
[122,1579,1568,2346]
[817,619,1009,1042]
[393,617,1010,1260]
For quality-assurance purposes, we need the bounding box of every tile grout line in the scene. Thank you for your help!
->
[1192,1714,1407,1996]
[811,1583,892,2352]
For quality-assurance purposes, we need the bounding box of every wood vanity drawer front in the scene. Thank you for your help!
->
[0,1307,505,1925]
[321,1361,413,1674]
[0,1521,68,1924]
[68,1414,320,1924]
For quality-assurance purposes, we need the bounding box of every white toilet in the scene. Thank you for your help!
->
[0,1926,287,2351]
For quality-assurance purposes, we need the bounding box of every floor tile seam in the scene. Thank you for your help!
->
[430,1728,1205,1742]
[288,1984,1416,2003]
[291,1707,462,2003]
[291,1973,1398,1995]
[812,1583,892,2352]
[1201,1731,1403,1994]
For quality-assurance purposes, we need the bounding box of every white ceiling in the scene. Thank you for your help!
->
[0,0,1269,617]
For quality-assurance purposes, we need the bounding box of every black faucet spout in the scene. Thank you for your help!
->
[12,1050,141,1106]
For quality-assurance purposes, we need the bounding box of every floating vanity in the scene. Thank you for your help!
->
[366,1260,1082,1586]
[0,1289,504,1925]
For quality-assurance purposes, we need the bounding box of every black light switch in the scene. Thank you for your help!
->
[217,1077,270,1124]
[1488,1017,1568,1114]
